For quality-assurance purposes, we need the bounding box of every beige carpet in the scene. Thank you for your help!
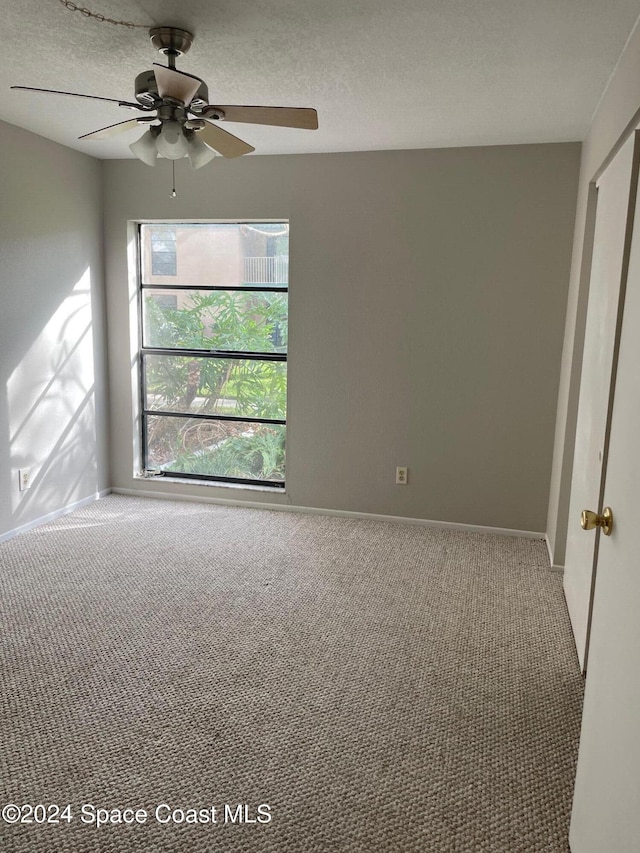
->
[0,494,583,852]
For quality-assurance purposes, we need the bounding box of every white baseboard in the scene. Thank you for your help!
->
[0,489,112,544]
[0,486,550,546]
[113,486,545,540]
[545,534,565,574]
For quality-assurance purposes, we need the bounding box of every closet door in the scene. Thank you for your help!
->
[569,134,640,853]
[563,132,640,671]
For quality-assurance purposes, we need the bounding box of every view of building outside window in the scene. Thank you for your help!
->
[139,222,288,486]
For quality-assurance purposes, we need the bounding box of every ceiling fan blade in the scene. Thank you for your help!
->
[198,121,255,158]
[153,64,202,106]
[206,105,318,130]
[10,85,144,110]
[79,118,154,140]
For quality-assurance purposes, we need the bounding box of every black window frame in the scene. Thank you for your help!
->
[137,222,288,489]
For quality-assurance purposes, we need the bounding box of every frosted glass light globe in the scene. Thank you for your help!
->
[129,129,158,166]
[156,121,189,160]
[187,134,217,169]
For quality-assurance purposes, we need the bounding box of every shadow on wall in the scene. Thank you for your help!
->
[4,268,100,532]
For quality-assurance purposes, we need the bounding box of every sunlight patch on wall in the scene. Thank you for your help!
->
[8,269,98,516]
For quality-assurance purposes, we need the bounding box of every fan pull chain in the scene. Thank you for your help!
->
[57,0,150,29]
[171,161,177,198]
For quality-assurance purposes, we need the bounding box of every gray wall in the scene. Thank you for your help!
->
[547,21,640,566]
[104,143,579,532]
[0,120,109,539]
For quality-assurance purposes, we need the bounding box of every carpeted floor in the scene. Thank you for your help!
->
[0,494,583,852]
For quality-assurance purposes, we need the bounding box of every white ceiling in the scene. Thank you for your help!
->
[3,0,640,158]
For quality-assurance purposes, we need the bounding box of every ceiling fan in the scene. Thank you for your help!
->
[11,26,319,169]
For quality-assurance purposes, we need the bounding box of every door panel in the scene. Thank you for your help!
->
[569,156,640,853]
[563,133,638,671]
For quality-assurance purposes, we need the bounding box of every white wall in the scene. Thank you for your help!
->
[104,143,579,532]
[547,17,640,566]
[0,120,109,540]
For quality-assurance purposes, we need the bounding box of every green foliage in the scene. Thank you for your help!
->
[168,427,285,481]
[145,290,287,353]
[144,290,287,480]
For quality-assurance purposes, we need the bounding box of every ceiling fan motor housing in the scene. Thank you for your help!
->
[134,71,158,107]
[134,70,209,110]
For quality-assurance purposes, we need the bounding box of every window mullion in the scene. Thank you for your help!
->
[141,347,286,362]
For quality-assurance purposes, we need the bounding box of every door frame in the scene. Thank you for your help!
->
[563,127,640,673]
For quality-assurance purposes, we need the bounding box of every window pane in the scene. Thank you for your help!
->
[141,223,289,287]
[146,416,285,482]
[151,255,177,276]
[148,227,177,277]
[142,290,287,353]
[145,355,286,420]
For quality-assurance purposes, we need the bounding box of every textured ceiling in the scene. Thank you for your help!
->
[3,0,640,158]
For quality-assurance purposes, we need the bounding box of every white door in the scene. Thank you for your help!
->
[569,147,640,852]
[563,132,639,671]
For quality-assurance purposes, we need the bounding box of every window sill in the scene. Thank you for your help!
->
[133,474,286,494]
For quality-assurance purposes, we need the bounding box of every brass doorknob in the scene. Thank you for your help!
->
[581,507,613,536]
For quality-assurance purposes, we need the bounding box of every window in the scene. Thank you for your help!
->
[150,293,178,310]
[138,223,288,487]
[150,228,177,276]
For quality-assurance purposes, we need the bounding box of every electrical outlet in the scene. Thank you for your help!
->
[18,468,32,491]
[396,466,408,485]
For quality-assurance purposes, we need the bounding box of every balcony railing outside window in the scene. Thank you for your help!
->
[243,256,289,285]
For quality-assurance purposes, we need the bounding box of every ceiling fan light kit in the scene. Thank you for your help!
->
[11,25,318,173]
